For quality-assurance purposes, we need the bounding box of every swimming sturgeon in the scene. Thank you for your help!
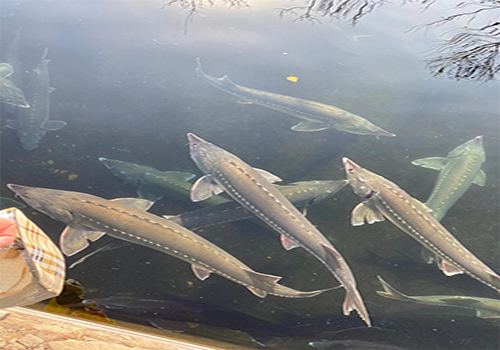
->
[7,184,326,299]
[343,158,500,293]
[99,157,228,206]
[3,27,24,113]
[6,48,66,151]
[195,58,395,138]
[187,133,371,326]
[376,275,500,319]
[411,136,486,221]
[167,180,348,230]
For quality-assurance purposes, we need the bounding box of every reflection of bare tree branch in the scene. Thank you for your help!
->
[161,0,249,34]
[425,28,500,82]
[276,0,387,24]
[411,0,500,82]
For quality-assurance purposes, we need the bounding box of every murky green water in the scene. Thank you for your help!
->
[1,1,498,348]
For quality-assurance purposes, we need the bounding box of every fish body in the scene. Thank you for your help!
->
[3,27,24,112]
[376,276,500,319]
[168,180,348,230]
[343,157,500,292]
[412,136,486,221]
[6,49,66,151]
[187,133,371,326]
[99,157,228,205]
[196,58,395,138]
[7,184,325,299]
[0,62,29,108]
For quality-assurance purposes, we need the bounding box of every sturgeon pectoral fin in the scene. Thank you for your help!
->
[0,63,14,77]
[440,259,464,276]
[280,234,300,251]
[411,157,447,170]
[254,168,283,183]
[60,226,105,256]
[190,175,224,202]
[191,264,212,281]
[473,169,486,186]
[351,202,385,226]
[42,120,67,131]
[111,198,154,211]
[477,310,500,319]
[291,121,329,132]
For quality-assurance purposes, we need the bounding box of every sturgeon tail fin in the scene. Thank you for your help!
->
[342,287,372,327]
[376,275,410,301]
[244,269,329,299]
[319,243,371,326]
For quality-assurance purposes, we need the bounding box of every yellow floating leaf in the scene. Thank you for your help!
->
[286,76,299,82]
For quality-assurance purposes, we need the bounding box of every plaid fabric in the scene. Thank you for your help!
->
[0,208,65,294]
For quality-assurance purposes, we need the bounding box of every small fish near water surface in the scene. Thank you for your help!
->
[195,58,395,138]
[7,184,326,299]
[187,133,371,327]
[412,136,486,221]
[376,276,500,319]
[343,157,500,293]
[6,48,66,151]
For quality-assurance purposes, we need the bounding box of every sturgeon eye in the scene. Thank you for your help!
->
[365,190,374,199]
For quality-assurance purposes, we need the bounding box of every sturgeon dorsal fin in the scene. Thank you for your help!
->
[218,75,236,87]
[111,198,154,211]
[190,175,224,202]
[411,157,447,171]
[351,202,385,226]
[473,169,486,186]
[254,168,283,183]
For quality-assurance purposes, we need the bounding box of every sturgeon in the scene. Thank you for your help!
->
[187,133,371,326]
[7,184,326,299]
[6,48,66,151]
[167,180,348,230]
[412,136,486,221]
[343,157,500,293]
[376,275,500,319]
[196,58,395,138]
[99,157,228,206]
